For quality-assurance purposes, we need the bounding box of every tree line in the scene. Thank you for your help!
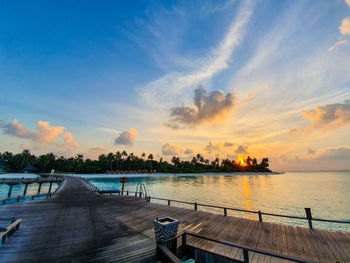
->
[0,150,271,174]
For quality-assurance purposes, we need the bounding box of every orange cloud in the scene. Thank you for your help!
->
[114,127,138,146]
[340,17,350,35]
[0,119,78,149]
[161,143,183,156]
[301,100,350,129]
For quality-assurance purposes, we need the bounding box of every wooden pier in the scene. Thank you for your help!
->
[0,177,349,262]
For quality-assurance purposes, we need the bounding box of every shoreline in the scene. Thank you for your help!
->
[58,171,283,178]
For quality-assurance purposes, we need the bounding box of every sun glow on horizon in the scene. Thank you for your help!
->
[237,154,248,167]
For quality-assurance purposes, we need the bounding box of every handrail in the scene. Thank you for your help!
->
[0,219,22,245]
[135,184,147,198]
[147,196,350,229]
[1,193,52,205]
[181,231,317,263]
[157,243,182,263]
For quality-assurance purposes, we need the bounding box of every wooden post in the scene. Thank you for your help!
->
[126,190,129,196]
[258,211,263,222]
[48,181,53,194]
[23,183,28,196]
[8,185,13,197]
[194,202,197,211]
[224,208,227,216]
[305,208,313,229]
[37,182,42,194]
[168,200,171,206]
[243,249,249,263]
[17,195,21,202]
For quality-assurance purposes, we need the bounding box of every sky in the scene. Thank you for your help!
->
[1,0,350,171]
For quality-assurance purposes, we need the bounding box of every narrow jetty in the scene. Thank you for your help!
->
[0,177,349,262]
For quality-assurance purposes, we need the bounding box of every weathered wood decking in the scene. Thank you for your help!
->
[0,177,349,263]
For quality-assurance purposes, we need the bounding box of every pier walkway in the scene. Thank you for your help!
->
[0,177,349,262]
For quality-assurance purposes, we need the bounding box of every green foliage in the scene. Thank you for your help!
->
[0,150,272,174]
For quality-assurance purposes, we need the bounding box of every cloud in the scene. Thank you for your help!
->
[0,119,78,149]
[184,148,194,154]
[288,127,312,136]
[317,147,350,161]
[96,127,121,134]
[340,17,350,35]
[328,40,348,52]
[62,132,79,149]
[301,100,350,129]
[86,146,109,159]
[307,148,315,155]
[142,0,254,107]
[35,121,65,143]
[114,127,138,145]
[346,0,350,9]
[234,145,247,154]
[204,141,235,154]
[205,142,221,153]
[20,143,30,150]
[161,143,183,156]
[168,87,236,128]
[1,119,33,138]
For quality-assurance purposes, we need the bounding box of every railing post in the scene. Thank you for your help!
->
[17,195,21,202]
[139,192,142,198]
[194,202,197,211]
[148,196,151,202]
[23,183,28,196]
[37,182,42,194]
[243,249,249,263]
[305,208,313,229]
[224,208,227,216]
[8,185,13,197]
[48,181,53,194]
[258,211,262,222]
[127,190,129,196]
[168,200,171,206]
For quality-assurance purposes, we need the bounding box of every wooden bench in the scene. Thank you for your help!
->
[0,219,22,245]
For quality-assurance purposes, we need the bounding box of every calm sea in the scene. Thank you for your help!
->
[1,171,349,231]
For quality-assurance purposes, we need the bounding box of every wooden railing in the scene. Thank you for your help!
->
[0,218,22,245]
[1,193,54,205]
[159,231,318,263]
[146,196,350,229]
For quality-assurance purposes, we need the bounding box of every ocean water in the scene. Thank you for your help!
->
[1,171,349,231]
[0,173,60,203]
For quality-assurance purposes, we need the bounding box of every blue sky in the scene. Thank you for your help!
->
[1,0,350,171]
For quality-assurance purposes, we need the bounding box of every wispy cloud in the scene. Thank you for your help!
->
[141,0,254,107]
[328,40,348,52]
